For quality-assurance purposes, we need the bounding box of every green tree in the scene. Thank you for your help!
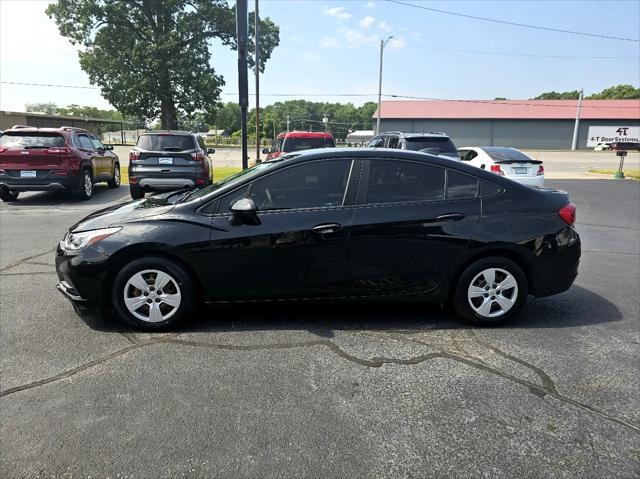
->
[46,0,280,129]
[587,84,640,99]
[24,102,60,115]
[532,90,581,100]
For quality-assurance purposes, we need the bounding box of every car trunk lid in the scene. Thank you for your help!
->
[0,132,71,174]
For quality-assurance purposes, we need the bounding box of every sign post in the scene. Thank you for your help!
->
[615,150,627,179]
[610,142,640,179]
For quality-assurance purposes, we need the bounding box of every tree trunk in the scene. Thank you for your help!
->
[160,97,178,130]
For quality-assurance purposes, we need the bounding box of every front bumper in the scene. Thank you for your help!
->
[55,243,112,308]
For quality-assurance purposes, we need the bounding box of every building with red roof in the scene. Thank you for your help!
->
[373,99,640,149]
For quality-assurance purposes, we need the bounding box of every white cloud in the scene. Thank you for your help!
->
[300,53,322,62]
[378,21,392,32]
[321,36,340,48]
[412,31,422,38]
[366,1,376,7]
[323,6,352,19]
[389,36,406,49]
[290,35,303,44]
[359,16,375,29]
[344,29,377,48]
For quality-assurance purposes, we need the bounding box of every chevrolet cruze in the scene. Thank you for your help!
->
[56,148,580,330]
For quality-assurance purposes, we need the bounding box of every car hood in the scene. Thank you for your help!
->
[70,195,178,232]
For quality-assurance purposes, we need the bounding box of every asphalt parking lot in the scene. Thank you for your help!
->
[1,179,638,478]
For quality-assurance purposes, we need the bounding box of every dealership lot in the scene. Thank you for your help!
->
[0,178,638,477]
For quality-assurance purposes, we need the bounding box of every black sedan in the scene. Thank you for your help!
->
[56,148,580,330]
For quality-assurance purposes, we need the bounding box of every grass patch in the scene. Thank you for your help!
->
[119,166,242,185]
[588,169,640,180]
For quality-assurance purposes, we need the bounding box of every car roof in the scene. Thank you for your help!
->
[1,126,87,134]
[141,130,194,136]
[381,131,450,139]
[276,131,334,139]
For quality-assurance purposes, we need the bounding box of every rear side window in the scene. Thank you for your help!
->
[137,134,196,151]
[446,170,478,199]
[368,137,384,148]
[281,136,335,153]
[479,181,501,197]
[0,133,65,149]
[367,160,445,204]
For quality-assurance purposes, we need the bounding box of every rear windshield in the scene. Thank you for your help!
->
[136,134,195,151]
[282,137,335,152]
[483,147,534,163]
[403,137,457,155]
[0,133,65,149]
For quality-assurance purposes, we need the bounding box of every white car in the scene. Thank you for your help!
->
[457,147,544,186]
[593,142,611,151]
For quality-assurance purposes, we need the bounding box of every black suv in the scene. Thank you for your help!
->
[368,131,458,159]
[128,131,214,200]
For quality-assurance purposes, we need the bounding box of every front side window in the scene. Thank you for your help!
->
[387,137,400,149]
[367,137,385,148]
[447,170,478,199]
[90,136,105,150]
[249,160,351,211]
[78,135,95,150]
[367,160,445,204]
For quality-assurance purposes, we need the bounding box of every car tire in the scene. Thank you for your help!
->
[75,168,93,201]
[108,163,121,189]
[453,256,528,326]
[130,184,144,200]
[0,188,19,202]
[112,256,197,330]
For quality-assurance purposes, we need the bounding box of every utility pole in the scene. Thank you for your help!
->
[376,36,393,135]
[236,0,249,169]
[286,115,290,132]
[571,88,583,151]
[323,113,329,132]
[254,0,260,163]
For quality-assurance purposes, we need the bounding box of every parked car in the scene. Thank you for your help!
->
[457,147,544,186]
[367,131,458,159]
[0,125,120,202]
[56,148,580,330]
[128,130,214,200]
[593,142,611,151]
[262,131,335,161]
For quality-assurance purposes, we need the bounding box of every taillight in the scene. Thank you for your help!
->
[490,164,504,176]
[558,203,576,225]
[129,150,140,161]
[537,165,544,176]
[0,147,6,154]
[191,152,206,161]
[44,147,71,154]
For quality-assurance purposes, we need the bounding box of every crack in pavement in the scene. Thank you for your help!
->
[0,271,57,276]
[1,331,637,434]
[0,248,57,273]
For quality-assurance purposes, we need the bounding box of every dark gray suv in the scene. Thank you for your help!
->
[368,131,458,159]
[128,131,214,200]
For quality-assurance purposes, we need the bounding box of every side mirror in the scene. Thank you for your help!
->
[262,148,270,155]
[206,148,215,154]
[230,197,259,225]
[104,144,114,150]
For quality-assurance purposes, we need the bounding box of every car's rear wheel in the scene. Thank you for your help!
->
[112,256,197,330]
[0,188,19,202]
[108,163,121,189]
[130,184,144,200]
[75,169,93,200]
[453,257,528,326]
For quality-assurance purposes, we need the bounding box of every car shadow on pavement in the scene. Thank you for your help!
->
[0,185,128,208]
[76,285,622,336]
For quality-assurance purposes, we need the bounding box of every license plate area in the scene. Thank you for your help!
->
[513,167,528,175]
[158,157,173,165]
[20,170,37,178]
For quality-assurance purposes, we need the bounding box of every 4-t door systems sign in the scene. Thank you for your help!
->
[587,126,640,147]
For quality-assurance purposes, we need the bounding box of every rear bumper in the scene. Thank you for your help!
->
[138,177,195,189]
[505,175,544,187]
[531,227,581,297]
[0,172,78,192]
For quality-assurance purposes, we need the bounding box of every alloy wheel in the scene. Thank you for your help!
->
[123,269,182,323]
[84,172,93,197]
[467,267,518,318]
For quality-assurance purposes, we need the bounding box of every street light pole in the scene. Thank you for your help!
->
[254,0,260,163]
[571,88,583,151]
[376,36,393,135]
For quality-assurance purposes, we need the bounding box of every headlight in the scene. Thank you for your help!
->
[63,227,121,251]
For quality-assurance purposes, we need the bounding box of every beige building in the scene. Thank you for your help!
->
[0,110,124,137]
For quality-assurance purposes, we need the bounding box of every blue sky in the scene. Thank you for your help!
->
[1,0,639,112]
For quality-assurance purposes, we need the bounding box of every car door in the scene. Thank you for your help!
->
[76,134,101,177]
[207,158,359,300]
[89,135,110,180]
[346,158,481,296]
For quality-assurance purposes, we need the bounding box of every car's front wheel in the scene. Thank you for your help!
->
[112,256,197,330]
[453,257,528,326]
[108,163,121,189]
[0,188,19,202]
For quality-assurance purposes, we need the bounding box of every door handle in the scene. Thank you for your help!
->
[435,213,465,222]
[312,223,342,234]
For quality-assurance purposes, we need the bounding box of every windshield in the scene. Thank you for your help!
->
[282,136,335,152]
[183,160,283,202]
[136,134,195,151]
[0,133,65,149]
[403,137,457,155]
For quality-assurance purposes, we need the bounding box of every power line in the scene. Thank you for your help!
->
[403,43,640,60]
[3,81,638,109]
[386,0,640,43]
